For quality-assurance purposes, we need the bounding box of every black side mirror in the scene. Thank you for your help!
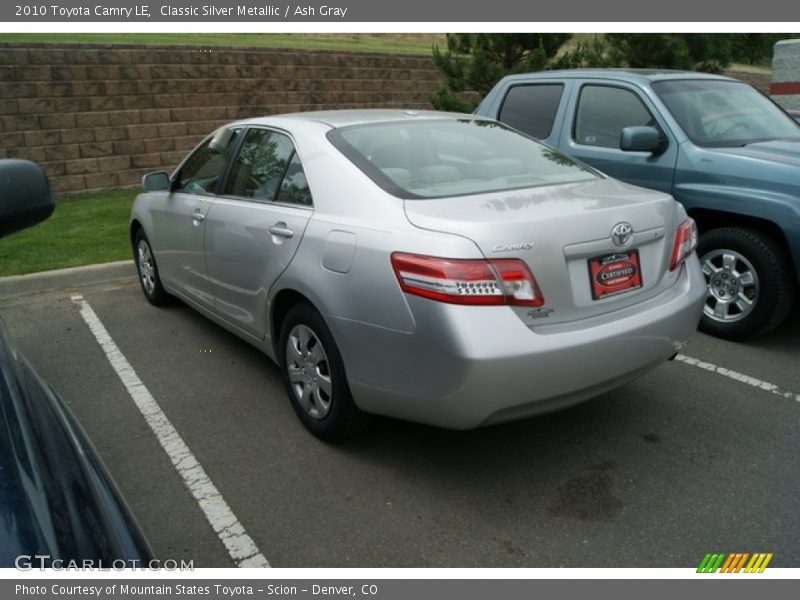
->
[620,126,665,154]
[0,159,55,239]
[142,171,170,192]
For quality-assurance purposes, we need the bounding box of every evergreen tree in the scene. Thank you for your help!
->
[431,34,571,111]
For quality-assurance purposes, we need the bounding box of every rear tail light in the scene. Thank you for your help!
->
[669,217,698,271]
[390,253,544,307]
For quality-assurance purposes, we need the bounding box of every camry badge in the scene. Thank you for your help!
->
[492,242,535,253]
[611,222,633,247]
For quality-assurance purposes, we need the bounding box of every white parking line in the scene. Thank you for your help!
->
[70,294,270,568]
[675,353,800,403]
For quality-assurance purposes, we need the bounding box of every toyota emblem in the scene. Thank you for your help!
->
[611,222,633,247]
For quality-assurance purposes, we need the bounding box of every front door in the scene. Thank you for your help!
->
[151,131,241,309]
[561,82,678,194]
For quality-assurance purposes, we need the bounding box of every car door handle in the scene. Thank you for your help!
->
[191,212,205,223]
[268,224,294,239]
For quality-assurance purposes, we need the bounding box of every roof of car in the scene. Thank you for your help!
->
[500,68,738,85]
[235,109,477,129]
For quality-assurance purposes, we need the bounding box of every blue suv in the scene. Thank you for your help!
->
[477,69,800,339]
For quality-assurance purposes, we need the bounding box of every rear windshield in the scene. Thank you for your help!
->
[326,119,599,199]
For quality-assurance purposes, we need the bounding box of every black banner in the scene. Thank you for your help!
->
[0,0,791,22]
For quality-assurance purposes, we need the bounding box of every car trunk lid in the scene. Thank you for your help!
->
[403,178,681,326]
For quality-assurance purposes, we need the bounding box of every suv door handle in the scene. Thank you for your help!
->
[191,211,205,223]
[268,224,294,239]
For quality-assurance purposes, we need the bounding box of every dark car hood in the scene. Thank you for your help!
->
[0,316,152,567]
[706,139,800,168]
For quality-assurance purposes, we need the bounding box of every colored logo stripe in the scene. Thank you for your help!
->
[721,553,749,573]
[745,553,773,573]
[697,553,726,573]
[697,552,773,573]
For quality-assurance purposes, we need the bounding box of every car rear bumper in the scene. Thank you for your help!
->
[333,256,706,429]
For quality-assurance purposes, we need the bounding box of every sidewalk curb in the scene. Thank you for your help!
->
[0,260,137,299]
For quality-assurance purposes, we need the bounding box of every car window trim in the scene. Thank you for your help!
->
[214,126,248,196]
[216,125,315,210]
[571,82,665,150]
[497,82,565,140]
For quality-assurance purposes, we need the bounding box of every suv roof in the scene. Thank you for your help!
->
[501,68,737,86]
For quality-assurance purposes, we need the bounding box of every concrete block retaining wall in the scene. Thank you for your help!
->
[0,43,442,194]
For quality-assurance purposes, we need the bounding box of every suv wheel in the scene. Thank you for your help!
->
[698,227,794,340]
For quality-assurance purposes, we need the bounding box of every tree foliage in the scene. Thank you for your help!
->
[603,34,733,72]
[550,34,621,69]
[430,33,571,112]
[729,33,799,64]
[560,34,800,71]
[430,33,800,112]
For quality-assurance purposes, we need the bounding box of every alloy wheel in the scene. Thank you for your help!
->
[700,249,759,323]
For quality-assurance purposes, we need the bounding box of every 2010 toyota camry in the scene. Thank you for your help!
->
[131,110,706,440]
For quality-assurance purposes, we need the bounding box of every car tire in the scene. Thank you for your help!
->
[697,227,794,340]
[279,303,373,441]
[133,229,171,307]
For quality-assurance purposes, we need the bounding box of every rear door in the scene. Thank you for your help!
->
[204,127,313,340]
[559,81,679,193]
[494,81,571,146]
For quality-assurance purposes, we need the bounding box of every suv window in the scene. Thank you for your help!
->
[575,85,655,148]
[498,84,564,139]
[224,128,312,205]
[652,79,800,147]
[177,129,241,194]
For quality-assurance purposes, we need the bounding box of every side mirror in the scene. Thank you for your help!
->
[142,171,170,192]
[620,126,665,154]
[0,159,55,239]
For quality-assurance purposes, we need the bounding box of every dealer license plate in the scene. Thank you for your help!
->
[588,250,642,300]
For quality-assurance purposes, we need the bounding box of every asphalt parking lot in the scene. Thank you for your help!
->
[1,268,798,568]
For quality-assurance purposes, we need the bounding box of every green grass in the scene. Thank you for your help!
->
[727,63,772,74]
[0,33,446,56]
[0,189,137,276]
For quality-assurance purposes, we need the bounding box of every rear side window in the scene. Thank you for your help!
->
[574,85,655,148]
[498,84,564,139]
[276,153,313,206]
[224,128,312,206]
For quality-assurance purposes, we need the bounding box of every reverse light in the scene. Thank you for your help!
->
[390,253,544,307]
[669,217,698,271]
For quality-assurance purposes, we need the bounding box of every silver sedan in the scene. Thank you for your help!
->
[131,110,706,440]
